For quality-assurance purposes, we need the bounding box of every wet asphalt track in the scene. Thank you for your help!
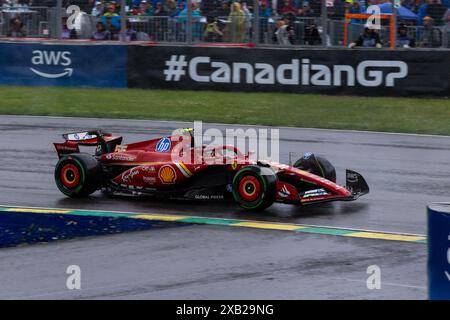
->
[0,115,449,299]
[1,115,449,234]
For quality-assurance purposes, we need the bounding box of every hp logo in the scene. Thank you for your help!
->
[155,138,171,152]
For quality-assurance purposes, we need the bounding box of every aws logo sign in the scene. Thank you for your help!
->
[30,50,73,78]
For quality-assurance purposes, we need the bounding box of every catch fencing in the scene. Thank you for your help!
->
[0,1,449,49]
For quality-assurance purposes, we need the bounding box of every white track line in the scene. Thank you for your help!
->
[2,114,450,139]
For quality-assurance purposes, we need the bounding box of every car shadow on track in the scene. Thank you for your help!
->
[54,192,370,224]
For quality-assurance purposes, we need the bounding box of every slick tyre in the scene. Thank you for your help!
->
[232,166,277,211]
[55,153,102,197]
[294,155,336,183]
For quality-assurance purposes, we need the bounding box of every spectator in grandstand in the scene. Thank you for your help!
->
[166,0,178,16]
[103,3,119,17]
[418,0,448,25]
[91,0,105,17]
[102,3,121,28]
[349,0,366,23]
[125,20,138,40]
[61,17,78,39]
[176,2,203,40]
[273,18,295,45]
[425,0,447,25]
[348,24,383,48]
[304,21,321,45]
[228,2,245,42]
[417,16,442,46]
[444,9,450,47]
[153,1,168,15]
[259,1,272,17]
[426,0,447,26]
[7,17,27,38]
[297,1,316,17]
[328,0,346,19]
[242,2,252,40]
[402,0,420,13]
[396,24,415,47]
[280,0,298,15]
[204,15,223,42]
[200,0,221,16]
[176,2,202,21]
[91,21,110,40]
[152,1,168,40]
[138,0,154,15]
[216,1,230,16]
[169,1,184,17]
[104,16,120,39]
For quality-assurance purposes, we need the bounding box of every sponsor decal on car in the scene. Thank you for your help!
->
[303,152,313,160]
[55,144,78,152]
[67,132,95,141]
[141,166,156,173]
[158,165,177,184]
[121,168,139,183]
[174,162,192,178]
[106,153,137,161]
[303,188,329,198]
[143,176,157,185]
[194,194,224,200]
[346,171,359,183]
[278,185,291,198]
[114,145,128,152]
[155,137,171,152]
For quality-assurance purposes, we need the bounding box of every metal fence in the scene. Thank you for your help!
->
[0,0,449,49]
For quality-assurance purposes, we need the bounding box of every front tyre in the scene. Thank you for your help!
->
[232,166,277,211]
[55,153,102,197]
[294,153,336,183]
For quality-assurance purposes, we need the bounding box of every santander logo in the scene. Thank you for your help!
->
[30,50,73,79]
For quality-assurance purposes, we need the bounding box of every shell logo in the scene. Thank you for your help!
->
[158,165,177,184]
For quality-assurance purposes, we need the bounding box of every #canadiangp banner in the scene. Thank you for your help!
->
[128,45,450,96]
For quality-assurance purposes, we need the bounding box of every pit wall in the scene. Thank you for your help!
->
[1,41,449,96]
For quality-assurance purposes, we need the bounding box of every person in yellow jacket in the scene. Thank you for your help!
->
[228,2,245,43]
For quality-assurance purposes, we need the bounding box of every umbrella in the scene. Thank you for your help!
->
[378,2,418,20]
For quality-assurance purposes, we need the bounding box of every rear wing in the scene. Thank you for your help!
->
[53,130,122,158]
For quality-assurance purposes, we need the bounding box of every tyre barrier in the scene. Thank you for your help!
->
[428,203,450,300]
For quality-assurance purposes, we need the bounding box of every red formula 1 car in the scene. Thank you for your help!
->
[53,129,369,211]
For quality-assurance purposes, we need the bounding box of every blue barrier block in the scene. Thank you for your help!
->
[428,203,450,300]
[0,43,127,88]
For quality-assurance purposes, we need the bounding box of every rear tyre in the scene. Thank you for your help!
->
[55,153,102,197]
[294,153,336,183]
[232,166,277,211]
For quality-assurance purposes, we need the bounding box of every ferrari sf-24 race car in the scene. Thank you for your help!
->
[53,128,369,211]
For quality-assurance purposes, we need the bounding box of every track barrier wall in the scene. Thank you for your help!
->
[0,42,127,87]
[0,42,449,96]
[428,203,450,300]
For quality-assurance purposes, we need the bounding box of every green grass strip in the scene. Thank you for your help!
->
[0,86,449,135]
